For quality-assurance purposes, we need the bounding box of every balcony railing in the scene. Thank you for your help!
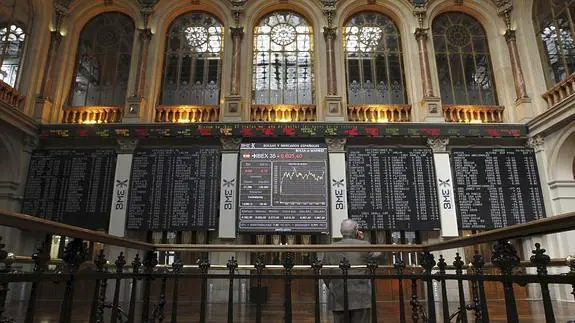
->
[155,105,219,123]
[1,210,575,322]
[62,106,123,124]
[0,79,24,110]
[542,72,575,109]
[251,104,317,122]
[443,105,504,123]
[347,104,411,122]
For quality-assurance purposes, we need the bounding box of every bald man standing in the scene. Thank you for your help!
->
[322,219,375,323]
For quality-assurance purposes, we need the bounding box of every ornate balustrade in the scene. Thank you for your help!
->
[62,106,123,124]
[347,104,411,122]
[542,72,575,109]
[443,104,504,123]
[155,105,219,123]
[251,104,317,122]
[0,79,24,109]
[0,210,575,322]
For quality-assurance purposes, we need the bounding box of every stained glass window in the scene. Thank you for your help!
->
[0,24,26,88]
[344,12,406,104]
[432,12,497,105]
[161,12,223,106]
[253,11,314,105]
[534,0,575,86]
[70,13,135,106]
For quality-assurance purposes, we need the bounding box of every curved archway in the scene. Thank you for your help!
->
[252,11,314,105]
[343,11,406,105]
[432,12,497,105]
[68,12,135,107]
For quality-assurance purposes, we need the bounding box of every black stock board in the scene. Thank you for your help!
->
[126,147,221,231]
[22,149,117,230]
[451,148,546,229]
[346,147,440,231]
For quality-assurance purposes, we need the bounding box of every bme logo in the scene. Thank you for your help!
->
[332,179,346,210]
[439,179,452,209]
[114,179,128,210]
[223,179,235,210]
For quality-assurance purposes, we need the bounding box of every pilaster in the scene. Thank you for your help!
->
[218,137,242,239]
[326,137,348,239]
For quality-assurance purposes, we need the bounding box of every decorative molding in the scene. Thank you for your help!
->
[527,136,544,152]
[117,139,139,153]
[230,0,247,26]
[23,135,39,153]
[138,28,153,41]
[427,137,449,153]
[220,137,242,151]
[320,0,337,27]
[325,137,346,152]
[412,5,427,29]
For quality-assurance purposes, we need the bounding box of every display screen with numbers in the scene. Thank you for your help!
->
[450,148,545,229]
[346,146,440,231]
[238,143,329,233]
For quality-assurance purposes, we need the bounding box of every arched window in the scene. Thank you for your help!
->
[70,13,135,107]
[161,12,223,106]
[432,13,497,105]
[343,12,406,104]
[253,11,314,105]
[0,24,26,88]
[534,0,575,86]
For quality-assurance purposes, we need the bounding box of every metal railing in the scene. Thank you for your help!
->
[1,210,575,323]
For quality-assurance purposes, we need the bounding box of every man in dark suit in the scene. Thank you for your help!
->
[322,219,376,323]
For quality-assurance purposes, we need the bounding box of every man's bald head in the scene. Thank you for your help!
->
[340,219,359,238]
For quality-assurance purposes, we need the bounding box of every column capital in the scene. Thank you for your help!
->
[220,137,242,152]
[231,26,244,39]
[138,28,153,41]
[427,137,449,153]
[325,137,346,152]
[116,139,139,153]
[323,27,337,40]
[504,29,516,43]
[527,135,544,152]
[414,28,429,40]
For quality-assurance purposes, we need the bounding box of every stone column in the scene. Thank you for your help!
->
[505,30,529,101]
[415,28,441,121]
[322,28,343,121]
[34,31,63,123]
[126,28,152,122]
[427,138,458,237]
[326,137,348,239]
[218,137,241,239]
[224,28,244,121]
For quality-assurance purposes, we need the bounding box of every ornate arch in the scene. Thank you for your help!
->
[549,120,575,181]
[343,11,406,105]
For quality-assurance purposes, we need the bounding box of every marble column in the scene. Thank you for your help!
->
[505,30,529,101]
[322,28,343,121]
[35,31,63,123]
[415,28,434,99]
[224,28,244,120]
[326,137,348,238]
[414,28,441,121]
[323,27,337,96]
[126,28,152,121]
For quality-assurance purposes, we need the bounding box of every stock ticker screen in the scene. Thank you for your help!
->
[238,143,329,233]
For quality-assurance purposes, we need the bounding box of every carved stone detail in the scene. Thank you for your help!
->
[23,135,39,152]
[220,137,242,151]
[117,139,139,153]
[323,27,337,40]
[527,136,544,152]
[427,137,449,153]
[325,137,346,152]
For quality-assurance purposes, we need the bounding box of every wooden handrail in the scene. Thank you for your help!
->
[1,210,574,253]
[0,211,153,251]
[424,211,575,252]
